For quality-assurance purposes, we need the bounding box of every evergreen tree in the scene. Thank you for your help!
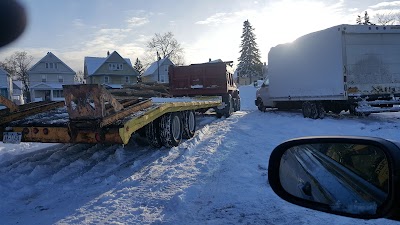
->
[356,15,362,25]
[237,20,262,83]
[134,58,144,75]
[356,11,375,25]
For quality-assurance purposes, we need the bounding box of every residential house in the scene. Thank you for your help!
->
[142,58,174,83]
[12,81,24,104]
[84,51,138,88]
[0,68,12,99]
[28,52,76,101]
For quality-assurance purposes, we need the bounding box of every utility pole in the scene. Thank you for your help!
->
[157,51,160,83]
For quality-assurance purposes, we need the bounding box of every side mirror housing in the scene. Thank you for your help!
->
[268,136,400,221]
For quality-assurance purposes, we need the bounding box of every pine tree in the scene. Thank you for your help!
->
[356,11,375,25]
[237,20,262,84]
[134,58,144,75]
[364,11,371,25]
[356,15,362,25]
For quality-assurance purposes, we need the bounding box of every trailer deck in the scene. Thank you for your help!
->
[1,84,221,145]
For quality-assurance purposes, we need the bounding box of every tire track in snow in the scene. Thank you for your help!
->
[57,113,245,224]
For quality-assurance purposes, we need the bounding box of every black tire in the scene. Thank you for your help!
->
[160,112,183,148]
[302,101,311,118]
[257,98,266,112]
[350,105,370,117]
[302,101,318,119]
[317,102,325,119]
[234,97,241,112]
[309,102,319,119]
[224,94,234,117]
[145,119,162,148]
[182,110,196,139]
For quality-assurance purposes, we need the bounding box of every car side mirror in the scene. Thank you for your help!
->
[268,136,400,221]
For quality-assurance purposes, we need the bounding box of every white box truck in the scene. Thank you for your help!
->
[256,24,400,118]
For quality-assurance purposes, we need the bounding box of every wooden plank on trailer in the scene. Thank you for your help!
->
[100,99,153,127]
[0,101,65,126]
[0,95,18,112]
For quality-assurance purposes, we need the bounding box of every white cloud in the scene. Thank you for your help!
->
[348,8,359,12]
[195,12,238,25]
[126,17,149,27]
[370,1,400,9]
[72,19,85,28]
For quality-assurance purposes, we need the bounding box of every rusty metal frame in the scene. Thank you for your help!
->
[0,101,65,126]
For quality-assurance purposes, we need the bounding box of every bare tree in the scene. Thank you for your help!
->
[375,12,400,25]
[147,32,185,65]
[74,70,85,84]
[1,51,33,102]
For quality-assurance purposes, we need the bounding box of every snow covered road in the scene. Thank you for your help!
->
[1,86,399,224]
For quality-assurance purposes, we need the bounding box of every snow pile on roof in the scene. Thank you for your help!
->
[143,58,173,76]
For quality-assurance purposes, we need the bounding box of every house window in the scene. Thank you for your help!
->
[53,90,63,98]
[160,75,168,83]
[125,76,130,83]
[108,63,123,71]
[41,75,47,82]
[50,63,53,69]
[45,63,48,68]
[58,75,64,83]
[104,76,110,83]
[55,63,58,69]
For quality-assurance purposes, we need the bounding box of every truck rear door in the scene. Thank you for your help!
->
[345,31,400,97]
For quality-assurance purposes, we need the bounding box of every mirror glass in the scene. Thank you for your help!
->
[279,143,389,215]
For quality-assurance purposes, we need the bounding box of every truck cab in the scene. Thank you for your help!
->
[255,79,274,111]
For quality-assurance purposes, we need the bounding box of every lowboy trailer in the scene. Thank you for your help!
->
[0,84,221,147]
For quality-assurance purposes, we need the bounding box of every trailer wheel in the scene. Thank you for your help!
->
[145,119,162,148]
[160,112,183,148]
[182,110,196,139]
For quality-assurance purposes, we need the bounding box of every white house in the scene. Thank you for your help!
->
[0,68,12,100]
[12,81,24,104]
[28,52,76,101]
[142,58,174,83]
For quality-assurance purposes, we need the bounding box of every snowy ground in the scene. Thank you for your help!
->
[1,86,399,225]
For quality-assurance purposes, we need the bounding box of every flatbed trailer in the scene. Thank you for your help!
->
[0,84,221,147]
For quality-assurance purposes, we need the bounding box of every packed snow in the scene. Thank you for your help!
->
[1,86,399,225]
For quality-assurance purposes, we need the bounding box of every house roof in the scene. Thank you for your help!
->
[84,51,133,76]
[207,59,223,63]
[13,81,23,90]
[0,67,8,75]
[143,58,174,77]
[29,52,76,74]
[30,82,65,90]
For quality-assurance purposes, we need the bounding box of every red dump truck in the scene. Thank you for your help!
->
[169,61,240,117]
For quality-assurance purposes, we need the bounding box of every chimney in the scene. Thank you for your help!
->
[209,58,211,62]
[107,51,110,56]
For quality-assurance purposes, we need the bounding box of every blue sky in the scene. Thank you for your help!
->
[1,0,400,72]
